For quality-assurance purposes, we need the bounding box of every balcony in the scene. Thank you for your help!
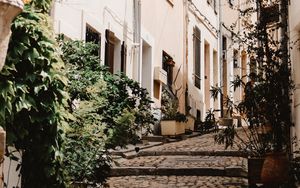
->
[154,66,167,85]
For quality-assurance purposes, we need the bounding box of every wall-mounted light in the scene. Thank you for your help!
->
[0,0,24,71]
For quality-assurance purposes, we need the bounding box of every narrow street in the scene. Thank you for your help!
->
[106,131,249,188]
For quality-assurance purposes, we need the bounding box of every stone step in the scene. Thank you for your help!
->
[137,150,245,157]
[109,167,247,177]
[110,155,247,177]
[118,150,245,159]
[106,175,248,188]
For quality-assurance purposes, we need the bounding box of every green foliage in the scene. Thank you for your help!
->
[1,4,66,187]
[64,102,111,184]
[161,87,187,122]
[59,38,155,183]
[101,72,155,148]
[214,0,292,156]
[29,0,52,13]
[58,36,103,100]
[58,38,111,184]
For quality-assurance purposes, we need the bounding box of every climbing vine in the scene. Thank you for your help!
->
[0,1,67,187]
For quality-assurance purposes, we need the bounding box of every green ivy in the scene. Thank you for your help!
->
[1,4,67,188]
[102,72,155,148]
[59,38,155,150]
[58,38,156,183]
[29,0,52,13]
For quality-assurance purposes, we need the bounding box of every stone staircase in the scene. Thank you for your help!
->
[106,132,249,187]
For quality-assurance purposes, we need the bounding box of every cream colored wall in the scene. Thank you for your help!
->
[186,0,219,119]
[289,0,300,142]
[52,0,135,78]
[141,0,185,111]
[53,0,185,111]
[221,0,255,109]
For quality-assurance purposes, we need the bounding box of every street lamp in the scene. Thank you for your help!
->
[0,0,24,71]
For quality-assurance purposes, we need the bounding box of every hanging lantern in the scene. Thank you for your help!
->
[0,0,24,70]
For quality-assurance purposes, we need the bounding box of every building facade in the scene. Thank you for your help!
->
[51,0,252,124]
[290,0,300,143]
[185,0,220,120]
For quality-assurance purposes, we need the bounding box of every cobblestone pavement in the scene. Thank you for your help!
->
[142,129,250,153]
[106,129,251,187]
[106,176,248,188]
[113,156,247,169]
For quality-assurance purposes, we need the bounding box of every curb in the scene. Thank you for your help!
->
[109,166,247,178]
[109,142,164,157]
[136,150,246,157]
[122,150,246,159]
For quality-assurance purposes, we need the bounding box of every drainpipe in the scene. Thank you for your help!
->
[218,0,224,117]
[133,0,141,83]
[184,0,189,115]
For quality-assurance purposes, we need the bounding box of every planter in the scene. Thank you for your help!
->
[160,120,185,136]
[248,153,289,186]
[185,116,195,131]
[219,117,233,127]
[261,152,289,184]
[248,157,265,185]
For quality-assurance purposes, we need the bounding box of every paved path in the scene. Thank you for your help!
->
[106,129,250,187]
[113,156,247,169]
[106,176,248,188]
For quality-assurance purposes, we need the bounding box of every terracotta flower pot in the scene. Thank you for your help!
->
[248,157,265,185]
[260,152,289,184]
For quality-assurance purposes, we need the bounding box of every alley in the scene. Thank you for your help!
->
[106,130,249,188]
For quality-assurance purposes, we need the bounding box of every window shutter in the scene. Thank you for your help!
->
[193,27,201,89]
[105,29,115,73]
[121,41,127,73]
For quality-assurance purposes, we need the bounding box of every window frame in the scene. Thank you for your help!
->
[193,26,201,89]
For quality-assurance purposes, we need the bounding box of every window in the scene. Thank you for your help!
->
[233,49,238,68]
[121,41,127,73]
[193,27,201,89]
[105,29,126,74]
[162,51,174,87]
[196,110,201,121]
[222,36,227,59]
[86,24,101,56]
[260,4,279,25]
[105,29,115,73]
[250,56,257,75]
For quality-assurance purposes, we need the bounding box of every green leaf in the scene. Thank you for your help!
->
[15,43,28,55]
[31,48,39,60]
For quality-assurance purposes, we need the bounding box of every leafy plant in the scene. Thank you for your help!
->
[59,38,155,184]
[101,72,155,148]
[1,3,67,187]
[161,87,187,122]
[213,0,292,157]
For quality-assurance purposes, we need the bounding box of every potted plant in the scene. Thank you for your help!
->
[214,0,292,186]
[160,87,187,136]
[210,86,233,127]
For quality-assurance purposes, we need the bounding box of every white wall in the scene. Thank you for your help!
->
[186,0,219,119]
[290,0,300,142]
[141,0,185,110]
[52,0,135,78]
